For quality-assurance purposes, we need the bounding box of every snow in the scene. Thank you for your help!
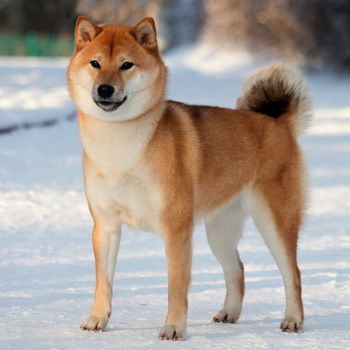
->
[0,47,349,349]
[0,57,74,133]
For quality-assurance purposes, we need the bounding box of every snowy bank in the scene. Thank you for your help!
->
[0,57,75,133]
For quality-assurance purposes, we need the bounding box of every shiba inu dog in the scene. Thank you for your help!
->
[67,16,312,340]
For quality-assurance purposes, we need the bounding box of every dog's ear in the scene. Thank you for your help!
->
[75,16,102,50]
[130,18,158,51]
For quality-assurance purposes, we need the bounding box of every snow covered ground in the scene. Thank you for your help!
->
[0,47,349,349]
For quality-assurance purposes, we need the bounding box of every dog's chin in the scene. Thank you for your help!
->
[94,96,127,112]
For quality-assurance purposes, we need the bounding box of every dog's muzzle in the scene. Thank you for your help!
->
[93,84,127,112]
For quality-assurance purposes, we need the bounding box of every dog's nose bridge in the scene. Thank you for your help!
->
[98,67,122,85]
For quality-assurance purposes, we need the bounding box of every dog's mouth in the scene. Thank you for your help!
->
[94,96,127,112]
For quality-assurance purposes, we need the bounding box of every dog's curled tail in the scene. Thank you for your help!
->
[236,64,312,137]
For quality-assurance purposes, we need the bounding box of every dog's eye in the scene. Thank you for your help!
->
[90,60,101,69]
[120,62,134,70]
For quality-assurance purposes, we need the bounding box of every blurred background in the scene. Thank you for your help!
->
[0,0,350,69]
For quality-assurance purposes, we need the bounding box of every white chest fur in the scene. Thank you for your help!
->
[86,167,163,233]
[79,114,164,234]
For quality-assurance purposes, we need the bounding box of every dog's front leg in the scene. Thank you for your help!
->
[159,226,193,341]
[81,221,121,332]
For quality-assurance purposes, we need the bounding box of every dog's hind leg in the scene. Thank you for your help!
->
[248,182,305,332]
[205,197,247,323]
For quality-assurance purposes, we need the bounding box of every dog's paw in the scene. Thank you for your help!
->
[80,315,109,332]
[212,308,239,323]
[158,324,186,341]
[280,316,303,333]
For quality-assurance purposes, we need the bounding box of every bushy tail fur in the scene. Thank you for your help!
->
[236,64,312,137]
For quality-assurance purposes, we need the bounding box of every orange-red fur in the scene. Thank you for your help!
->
[67,16,311,340]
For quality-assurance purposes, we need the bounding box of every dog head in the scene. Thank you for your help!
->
[68,16,167,122]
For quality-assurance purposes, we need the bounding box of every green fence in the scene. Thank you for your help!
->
[0,33,75,57]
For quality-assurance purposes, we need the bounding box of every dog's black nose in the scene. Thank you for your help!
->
[97,84,115,99]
